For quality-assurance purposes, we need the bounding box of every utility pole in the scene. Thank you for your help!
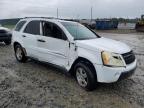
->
[57,8,59,19]
[91,6,93,21]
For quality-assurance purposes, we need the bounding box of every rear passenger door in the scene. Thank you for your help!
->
[37,21,69,67]
[23,20,40,58]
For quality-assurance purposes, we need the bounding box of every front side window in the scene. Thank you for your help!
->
[42,21,67,40]
[61,22,99,40]
[24,21,40,35]
[15,21,26,31]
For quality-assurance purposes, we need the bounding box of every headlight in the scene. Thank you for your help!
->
[101,51,125,67]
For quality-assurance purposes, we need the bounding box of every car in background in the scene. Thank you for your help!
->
[0,26,12,45]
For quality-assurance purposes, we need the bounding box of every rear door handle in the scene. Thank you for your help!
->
[22,35,26,38]
[37,39,46,43]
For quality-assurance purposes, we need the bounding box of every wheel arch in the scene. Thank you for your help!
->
[69,57,97,80]
[13,41,21,48]
[13,42,27,55]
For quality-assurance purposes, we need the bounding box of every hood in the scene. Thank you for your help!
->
[76,37,131,54]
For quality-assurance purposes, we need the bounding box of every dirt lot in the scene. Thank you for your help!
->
[0,32,144,108]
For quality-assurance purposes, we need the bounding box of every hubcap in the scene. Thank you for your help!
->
[16,47,23,60]
[76,67,88,87]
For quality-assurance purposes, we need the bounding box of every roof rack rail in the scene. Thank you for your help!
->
[24,17,58,19]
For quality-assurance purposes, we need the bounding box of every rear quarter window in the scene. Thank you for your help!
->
[15,21,26,31]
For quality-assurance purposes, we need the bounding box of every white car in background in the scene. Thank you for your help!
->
[12,17,137,91]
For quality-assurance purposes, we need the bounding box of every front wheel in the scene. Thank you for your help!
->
[74,62,97,91]
[14,44,27,62]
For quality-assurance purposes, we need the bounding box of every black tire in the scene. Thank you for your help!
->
[4,41,11,45]
[14,44,27,62]
[74,62,97,91]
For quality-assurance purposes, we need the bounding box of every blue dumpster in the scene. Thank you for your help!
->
[96,20,118,30]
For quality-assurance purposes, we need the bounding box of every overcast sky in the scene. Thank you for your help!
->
[0,0,144,19]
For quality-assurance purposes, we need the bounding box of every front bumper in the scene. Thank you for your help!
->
[94,59,137,83]
[118,66,136,81]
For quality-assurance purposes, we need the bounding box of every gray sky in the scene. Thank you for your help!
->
[0,0,144,19]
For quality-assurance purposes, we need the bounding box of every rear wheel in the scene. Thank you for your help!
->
[14,44,27,62]
[74,62,97,91]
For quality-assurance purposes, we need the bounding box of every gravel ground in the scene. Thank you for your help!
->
[0,33,144,108]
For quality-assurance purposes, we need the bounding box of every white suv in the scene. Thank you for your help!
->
[12,17,137,91]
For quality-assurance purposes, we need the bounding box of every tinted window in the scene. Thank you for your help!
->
[24,21,40,35]
[61,22,98,40]
[42,22,67,40]
[15,21,26,31]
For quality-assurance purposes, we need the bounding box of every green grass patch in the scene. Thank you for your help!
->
[2,25,15,30]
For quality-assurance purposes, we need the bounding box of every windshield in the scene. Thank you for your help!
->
[61,21,99,40]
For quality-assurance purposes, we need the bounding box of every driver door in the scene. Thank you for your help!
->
[37,21,69,67]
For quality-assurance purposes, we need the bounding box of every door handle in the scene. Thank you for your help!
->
[22,35,26,37]
[37,39,46,43]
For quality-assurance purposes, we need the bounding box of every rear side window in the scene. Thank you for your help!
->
[24,21,40,35]
[15,21,26,31]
